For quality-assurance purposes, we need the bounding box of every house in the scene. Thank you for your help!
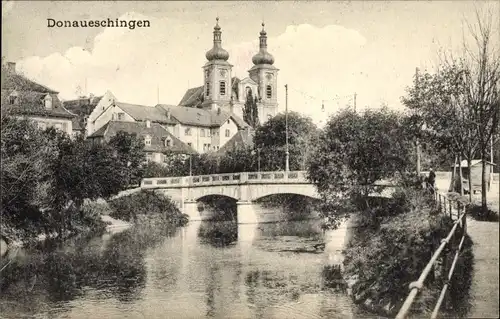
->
[452,159,497,192]
[63,94,103,137]
[1,62,74,135]
[216,128,255,154]
[87,120,196,164]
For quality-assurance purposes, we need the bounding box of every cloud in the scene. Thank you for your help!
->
[16,11,412,125]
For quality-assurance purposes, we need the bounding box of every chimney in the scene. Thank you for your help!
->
[6,62,16,73]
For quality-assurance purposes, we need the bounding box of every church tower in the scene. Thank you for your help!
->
[248,23,279,123]
[202,18,233,111]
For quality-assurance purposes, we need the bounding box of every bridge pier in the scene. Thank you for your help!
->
[237,201,259,224]
[184,201,201,221]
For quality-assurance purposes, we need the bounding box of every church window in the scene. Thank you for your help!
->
[200,129,205,137]
[185,128,192,136]
[219,81,226,95]
[225,129,230,137]
[266,85,272,99]
[44,94,53,109]
[144,135,152,146]
[206,83,210,96]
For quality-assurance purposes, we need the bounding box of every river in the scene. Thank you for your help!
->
[0,218,373,319]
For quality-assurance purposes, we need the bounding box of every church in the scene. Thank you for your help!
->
[178,18,279,125]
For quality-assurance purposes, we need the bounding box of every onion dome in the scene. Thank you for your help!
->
[252,23,275,65]
[205,18,230,62]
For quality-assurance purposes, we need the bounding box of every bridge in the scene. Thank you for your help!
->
[141,171,320,223]
[141,170,398,224]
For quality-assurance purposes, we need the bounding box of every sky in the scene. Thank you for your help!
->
[2,1,499,126]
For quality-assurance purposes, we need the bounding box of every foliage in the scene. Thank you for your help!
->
[108,131,146,186]
[466,203,499,222]
[0,115,146,242]
[109,190,188,226]
[307,108,415,214]
[243,93,259,128]
[343,189,474,317]
[255,111,319,171]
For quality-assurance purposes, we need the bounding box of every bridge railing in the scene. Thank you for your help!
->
[140,171,309,188]
[395,189,469,319]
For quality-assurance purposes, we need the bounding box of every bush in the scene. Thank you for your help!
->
[109,190,188,226]
[343,188,474,317]
[466,203,499,222]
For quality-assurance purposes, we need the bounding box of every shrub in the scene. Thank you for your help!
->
[466,203,499,222]
[109,190,188,226]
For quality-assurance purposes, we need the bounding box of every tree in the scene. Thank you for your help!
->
[108,131,146,186]
[307,109,415,213]
[243,92,259,128]
[402,9,500,211]
[254,111,318,171]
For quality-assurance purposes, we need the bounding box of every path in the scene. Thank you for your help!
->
[466,218,499,318]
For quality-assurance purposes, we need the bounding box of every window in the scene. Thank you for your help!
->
[146,153,152,162]
[219,81,226,95]
[185,128,192,136]
[187,142,192,148]
[200,129,205,137]
[206,83,210,96]
[44,95,53,109]
[111,113,117,120]
[207,143,211,150]
[144,135,152,146]
[145,120,151,128]
[266,85,272,99]
[207,130,211,137]
[9,91,18,105]
[54,123,62,131]
[225,129,230,137]
[165,138,171,147]
[117,112,125,121]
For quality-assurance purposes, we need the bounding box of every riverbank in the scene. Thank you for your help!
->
[342,190,474,318]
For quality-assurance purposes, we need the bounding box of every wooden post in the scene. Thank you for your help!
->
[449,199,452,219]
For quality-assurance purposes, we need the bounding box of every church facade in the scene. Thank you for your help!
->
[179,19,279,125]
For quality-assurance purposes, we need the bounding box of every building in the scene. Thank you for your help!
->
[63,94,104,137]
[452,159,497,192]
[88,120,196,164]
[1,62,74,135]
[179,19,279,125]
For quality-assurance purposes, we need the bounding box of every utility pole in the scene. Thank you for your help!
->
[415,67,421,176]
[285,84,290,172]
[353,92,357,113]
[157,84,160,104]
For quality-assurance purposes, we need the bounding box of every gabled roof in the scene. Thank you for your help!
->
[156,104,249,129]
[1,65,58,94]
[115,102,178,125]
[1,91,74,119]
[216,129,255,154]
[88,120,196,154]
[1,66,74,119]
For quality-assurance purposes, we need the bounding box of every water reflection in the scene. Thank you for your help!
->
[1,219,367,318]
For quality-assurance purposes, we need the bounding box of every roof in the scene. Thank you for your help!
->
[1,66,74,119]
[216,129,255,154]
[1,90,75,119]
[179,86,204,107]
[1,65,58,94]
[178,77,241,108]
[88,121,197,154]
[452,160,496,168]
[115,102,178,125]
[156,104,249,129]
[63,95,103,116]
